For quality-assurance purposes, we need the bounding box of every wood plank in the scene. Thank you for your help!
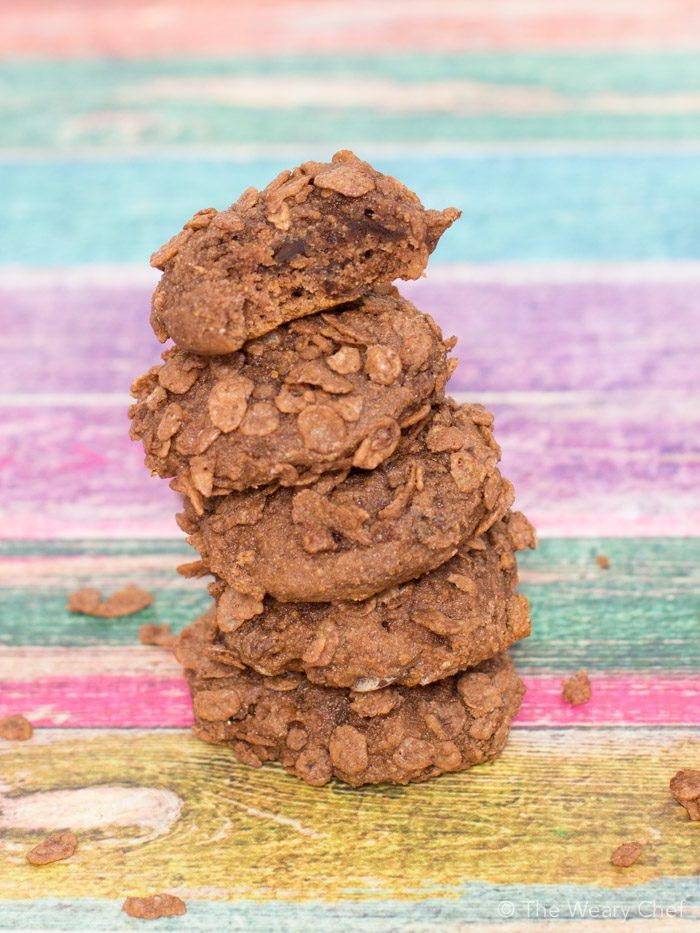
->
[4,53,700,149]
[0,889,698,930]
[1,538,698,673]
[2,393,698,537]
[4,277,700,394]
[1,1,699,56]
[0,659,698,728]
[0,728,697,902]
[4,153,700,264]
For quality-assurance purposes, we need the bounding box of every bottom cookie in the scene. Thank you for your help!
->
[176,612,525,787]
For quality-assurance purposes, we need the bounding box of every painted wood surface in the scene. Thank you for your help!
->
[1,539,698,674]
[1,728,698,905]
[4,276,700,394]
[3,393,698,538]
[6,54,700,150]
[2,667,700,729]
[4,153,700,264]
[2,2,700,928]
[3,1,700,56]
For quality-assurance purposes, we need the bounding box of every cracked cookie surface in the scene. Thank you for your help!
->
[178,400,515,606]
[150,150,459,355]
[177,611,525,787]
[130,288,454,494]
[208,512,534,689]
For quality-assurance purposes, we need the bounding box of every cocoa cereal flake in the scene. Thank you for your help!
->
[313,164,375,197]
[352,417,400,470]
[326,346,361,375]
[562,670,592,707]
[139,624,175,648]
[26,831,77,866]
[329,724,368,775]
[0,714,33,741]
[207,374,253,433]
[122,893,187,919]
[67,584,154,619]
[364,345,402,385]
[611,841,643,867]
[670,769,700,820]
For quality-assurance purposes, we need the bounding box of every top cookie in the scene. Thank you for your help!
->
[130,287,454,495]
[149,150,460,355]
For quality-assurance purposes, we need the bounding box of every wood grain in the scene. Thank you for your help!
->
[3,392,698,537]
[1,728,697,902]
[4,278,700,394]
[2,1,699,56]
[4,154,700,265]
[1,664,699,728]
[1,539,698,673]
[4,53,700,150]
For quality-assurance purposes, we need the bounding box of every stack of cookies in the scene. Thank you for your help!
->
[130,151,535,787]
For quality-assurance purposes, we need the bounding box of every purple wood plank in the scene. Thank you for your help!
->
[0,280,162,395]
[2,277,699,393]
[2,397,698,537]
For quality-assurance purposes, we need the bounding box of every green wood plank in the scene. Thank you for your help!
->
[3,54,700,149]
[1,538,698,671]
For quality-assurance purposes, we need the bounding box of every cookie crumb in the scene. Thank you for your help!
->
[562,670,592,707]
[670,769,700,820]
[67,584,154,618]
[139,623,176,647]
[595,554,610,569]
[26,831,77,865]
[122,894,187,919]
[0,714,33,741]
[610,841,643,867]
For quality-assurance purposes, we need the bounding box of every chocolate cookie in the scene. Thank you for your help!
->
[176,611,525,787]
[178,400,515,606]
[130,288,454,495]
[149,150,459,355]
[208,512,535,689]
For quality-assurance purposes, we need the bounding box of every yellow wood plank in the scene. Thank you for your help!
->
[0,728,697,901]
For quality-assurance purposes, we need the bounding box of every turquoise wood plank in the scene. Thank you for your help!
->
[0,879,697,930]
[1,539,698,674]
[4,54,700,149]
[2,154,700,264]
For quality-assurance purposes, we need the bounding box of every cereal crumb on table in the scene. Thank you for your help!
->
[596,554,610,569]
[0,714,34,741]
[67,584,155,618]
[122,894,187,919]
[670,769,700,820]
[562,670,592,707]
[610,841,643,867]
[26,831,78,866]
[139,623,176,647]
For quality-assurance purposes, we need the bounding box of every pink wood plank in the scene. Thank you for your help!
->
[1,395,698,538]
[2,0,699,55]
[2,674,698,728]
